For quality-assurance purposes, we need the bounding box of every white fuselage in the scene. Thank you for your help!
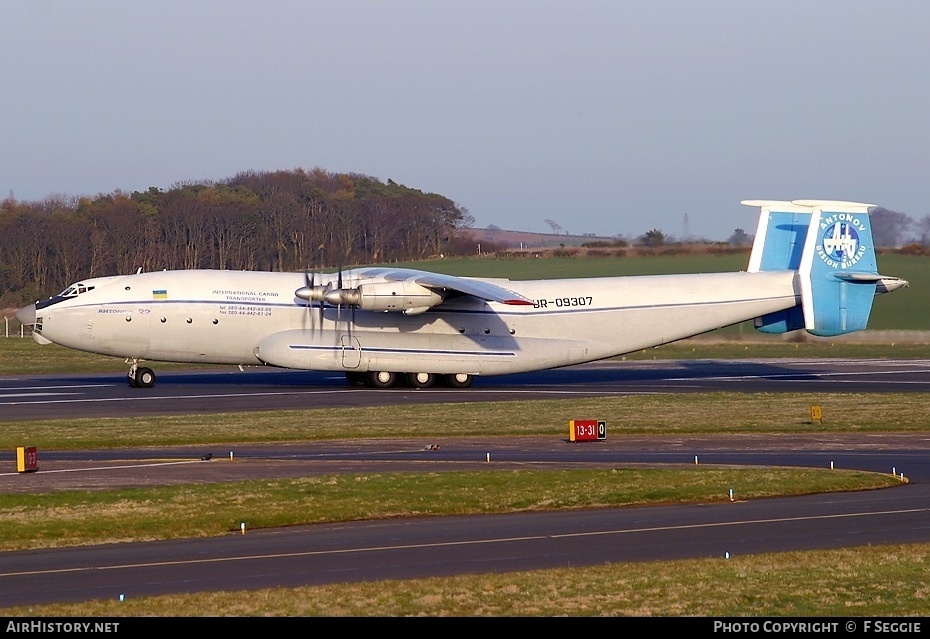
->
[31,268,799,376]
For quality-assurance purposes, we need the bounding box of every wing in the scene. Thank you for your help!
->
[352,267,535,306]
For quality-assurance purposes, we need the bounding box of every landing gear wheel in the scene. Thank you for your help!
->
[366,370,398,389]
[444,373,473,388]
[346,372,367,387]
[134,367,156,389]
[406,372,436,388]
[127,373,139,388]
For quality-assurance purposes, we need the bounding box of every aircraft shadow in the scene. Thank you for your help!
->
[480,359,823,387]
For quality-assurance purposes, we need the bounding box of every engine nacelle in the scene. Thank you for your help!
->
[356,281,444,314]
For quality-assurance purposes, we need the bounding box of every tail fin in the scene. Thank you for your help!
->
[743,200,811,334]
[742,199,905,337]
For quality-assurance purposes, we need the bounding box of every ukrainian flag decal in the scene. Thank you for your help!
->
[153,289,168,299]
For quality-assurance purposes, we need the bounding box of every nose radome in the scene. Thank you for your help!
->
[15,303,36,326]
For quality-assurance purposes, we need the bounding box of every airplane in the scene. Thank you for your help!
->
[14,199,909,390]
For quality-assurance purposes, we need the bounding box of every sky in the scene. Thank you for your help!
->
[2,1,929,241]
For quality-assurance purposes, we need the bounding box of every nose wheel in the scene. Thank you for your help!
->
[127,362,156,388]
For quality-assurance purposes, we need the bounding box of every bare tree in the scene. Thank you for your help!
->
[870,207,914,248]
[543,218,563,234]
[915,215,930,247]
[1,168,482,305]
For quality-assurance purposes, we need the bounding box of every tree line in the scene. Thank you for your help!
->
[3,166,927,310]
[640,207,927,251]
[0,168,479,308]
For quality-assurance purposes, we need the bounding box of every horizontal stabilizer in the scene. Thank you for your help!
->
[833,272,909,294]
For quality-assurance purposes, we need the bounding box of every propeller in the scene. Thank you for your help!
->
[295,270,326,330]
[321,266,360,335]
[296,243,330,331]
[322,268,361,307]
[296,266,362,335]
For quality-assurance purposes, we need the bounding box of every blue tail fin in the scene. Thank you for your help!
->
[743,199,883,337]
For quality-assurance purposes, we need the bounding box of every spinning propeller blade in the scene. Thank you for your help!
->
[295,270,326,331]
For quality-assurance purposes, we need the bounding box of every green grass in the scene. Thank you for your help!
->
[0,467,897,552]
[5,392,930,450]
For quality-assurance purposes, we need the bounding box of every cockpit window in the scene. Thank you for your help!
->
[57,284,94,298]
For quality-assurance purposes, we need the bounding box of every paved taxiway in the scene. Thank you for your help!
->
[1,359,929,607]
[4,357,930,421]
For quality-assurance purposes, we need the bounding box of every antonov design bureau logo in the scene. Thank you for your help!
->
[817,214,867,269]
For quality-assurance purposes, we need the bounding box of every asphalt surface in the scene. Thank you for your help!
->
[4,357,930,421]
[1,358,929,608]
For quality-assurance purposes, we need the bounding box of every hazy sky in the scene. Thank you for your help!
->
[3,1,928,241]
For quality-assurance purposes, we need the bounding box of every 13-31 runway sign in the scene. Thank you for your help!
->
[569,420,606,442]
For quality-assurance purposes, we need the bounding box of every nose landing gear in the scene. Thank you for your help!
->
[127,360,156,388]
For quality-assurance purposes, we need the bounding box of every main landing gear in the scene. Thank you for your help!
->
[345,371,473,389]
[124,362,471,390]
[127,360,156,388]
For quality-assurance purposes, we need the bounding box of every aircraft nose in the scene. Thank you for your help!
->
[15,303,36,326]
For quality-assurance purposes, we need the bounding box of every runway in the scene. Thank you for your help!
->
[4,357,930,421]
[1,358,929,608]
